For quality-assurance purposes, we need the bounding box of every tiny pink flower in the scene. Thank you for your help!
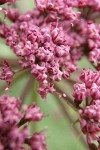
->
[0,61,15,86]
[30,133,47,150]
[24,103,44,122]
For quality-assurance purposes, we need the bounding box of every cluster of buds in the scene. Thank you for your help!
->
[0,0,80,98]
[0,61,15,86]
[0,0,16,5]
[0,95,47,150]
[73,69,100,149]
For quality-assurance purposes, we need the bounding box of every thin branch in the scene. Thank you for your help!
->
[0,68,29,92]
[20,75,33,104]
[54,95,88,149]
[55,84,78,111]
[88,143,97,150]
[0,56,19,67]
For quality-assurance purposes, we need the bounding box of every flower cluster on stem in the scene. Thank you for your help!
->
[0,94,46,150]
[1,0,100,150]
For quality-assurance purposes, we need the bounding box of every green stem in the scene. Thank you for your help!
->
[55,84,78,111]
[30,77,38,133]
[20,75,33,105]
[54,95,88,149]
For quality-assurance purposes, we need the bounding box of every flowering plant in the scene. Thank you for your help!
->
[0,0,100,149]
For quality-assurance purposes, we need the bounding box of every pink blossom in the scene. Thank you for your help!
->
[30,133,47,150]
[24,103,44,122]
[7,8,19,22]
[0,61,15,86]
[0,0,16,5]
[0,95,46,149]
[73,83,87,101]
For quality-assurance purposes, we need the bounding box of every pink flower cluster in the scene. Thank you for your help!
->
[79,100,100,148]
[0,61,15,86]
[0,0,82,98]
[73,69,100,103]
[1,0,100,98]
[0,1,100,98]
[73,69,100,148]
[0,0,16,5]
[87,23,100,70]
[0,95,46,150]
